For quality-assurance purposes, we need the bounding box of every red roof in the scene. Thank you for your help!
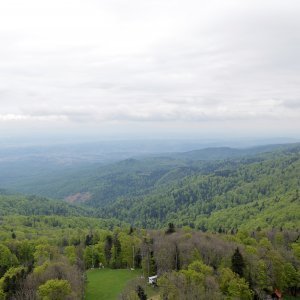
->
[274,289,282,298]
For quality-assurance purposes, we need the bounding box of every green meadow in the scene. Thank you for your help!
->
[85,268,142,300]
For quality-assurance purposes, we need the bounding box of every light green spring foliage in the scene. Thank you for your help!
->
[38,279,71,300]
[291,242,300,259]
[0,194,93,217]
[157,274,179,300]
[158,260,219,300]
[219,268,252,300]
[0,244,18,269]
[0,267,25,289]
[283,263,300,290]
[34,244,58,266]
[179,260,213,286]
[83,246,100,269]
[16,240,35,264]
[0,217,299,299]
[255,260,271,291]
[188,260,213,276]
[64,245,76,265]
[0,145,299,233]
[34,261,50,275]
[97,146,300,230]
[0,145,299,300]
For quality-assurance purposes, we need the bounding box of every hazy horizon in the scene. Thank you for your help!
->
[1,134,299,150]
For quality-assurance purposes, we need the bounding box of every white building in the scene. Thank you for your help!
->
[148,275,157,285]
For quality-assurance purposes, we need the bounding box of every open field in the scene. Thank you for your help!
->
[85,268,142,300]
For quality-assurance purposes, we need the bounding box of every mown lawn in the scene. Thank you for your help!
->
[85,268,142,300]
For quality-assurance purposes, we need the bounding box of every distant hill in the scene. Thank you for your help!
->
[2,143,298,204]
[99,143,300,230]
[0,192,93,217]
[168,143,292,160]
[0,142,299,230]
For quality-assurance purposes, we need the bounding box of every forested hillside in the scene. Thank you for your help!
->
[1,143,298,205]
[0,193,95,217]
[0,143,299,299]
[100,143,300,230]
[0,215,299,299]
[1,143,299,231]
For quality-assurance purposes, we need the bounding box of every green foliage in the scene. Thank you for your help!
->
[219,268,253,299]
[0,212,299,299]
[0,244,18,277]
[187,260,213,276]
[0,267,26,299]
[38,279,71,300]
[255,260,270,291]
[0,289,4,300]
[0,143,300,299]
[15,240,35,265]
[34,244,58,265]
[104,235,113,266]
[1,144,299,232]
[64,245,76,265]
[0,194,93,217]
[0,267,24,288]
[98,144,300,230]
[291,242,300,260]
[283,263,300,293]
[159,261,220,299]
[84,246,100,269]
[33,261,50,275]
[111,234,122,268]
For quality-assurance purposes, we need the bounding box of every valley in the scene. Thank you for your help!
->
[0,142,299,299]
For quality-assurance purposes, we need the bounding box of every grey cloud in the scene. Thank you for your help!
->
[0,0,299,136]
[13,96,297,124]
[279,99,300,109]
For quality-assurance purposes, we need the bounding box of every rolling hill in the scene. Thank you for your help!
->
[0,143,299,231]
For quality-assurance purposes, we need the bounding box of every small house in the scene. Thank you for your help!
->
[148,275,158,285]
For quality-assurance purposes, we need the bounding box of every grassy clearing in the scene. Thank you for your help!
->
[85,268,142,300]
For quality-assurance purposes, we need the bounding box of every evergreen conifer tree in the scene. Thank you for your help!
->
[136,285,147,300]
[231,247,245,277]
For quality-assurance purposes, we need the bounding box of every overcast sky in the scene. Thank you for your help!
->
[0,0,300,141]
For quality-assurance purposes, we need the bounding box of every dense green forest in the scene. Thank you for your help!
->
[0,143,299,299]
[2,144,300,231]
[2,143,296,204]
[101,144,300,230]
[0,214,299,299]
[0,193,95,217]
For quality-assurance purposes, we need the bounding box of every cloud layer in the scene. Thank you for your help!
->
[0,0,300,137]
